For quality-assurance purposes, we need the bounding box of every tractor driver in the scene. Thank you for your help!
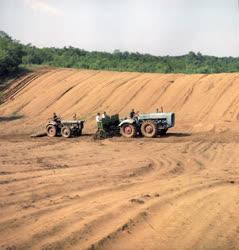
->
[129,109,135,119]
[53,113,60,123]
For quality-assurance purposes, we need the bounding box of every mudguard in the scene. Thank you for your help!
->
[118,119,135,127]
[46,120,58,127]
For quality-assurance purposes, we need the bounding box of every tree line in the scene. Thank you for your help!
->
[1,30,239,79]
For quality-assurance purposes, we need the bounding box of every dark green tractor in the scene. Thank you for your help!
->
[94,114,120,139]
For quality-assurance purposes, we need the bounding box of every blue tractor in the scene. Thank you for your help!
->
[119,112,175,138]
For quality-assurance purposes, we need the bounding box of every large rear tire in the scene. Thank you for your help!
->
[46,125,57,137]
[61,126,71,138]
[141,121,157,138]
[120,124,136,138]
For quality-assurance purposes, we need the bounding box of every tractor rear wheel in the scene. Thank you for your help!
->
[46,125,57,137]
[141,121,157,138]
[61,126,71,138]
[120,124,136,138]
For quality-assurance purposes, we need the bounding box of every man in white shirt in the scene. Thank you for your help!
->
[96,113,101,122]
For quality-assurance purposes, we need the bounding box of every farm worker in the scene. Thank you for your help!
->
[129,109,135,119]
[96,113,101,122]
[156,108,159,113]
[73,113,77,120]
[96,113,101,129]
[102,111,109,119]
[53,112,57,120]
[53,113,60,122]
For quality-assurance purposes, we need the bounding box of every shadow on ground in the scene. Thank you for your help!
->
[163,132,191,138]
[0,115,24,122]
[81,133,94,137]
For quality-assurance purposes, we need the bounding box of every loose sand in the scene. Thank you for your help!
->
[0,69,239,249]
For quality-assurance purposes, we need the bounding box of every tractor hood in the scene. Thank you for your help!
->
[139,112,175,127]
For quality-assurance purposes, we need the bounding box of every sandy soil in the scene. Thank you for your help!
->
[0,133,238,250]
[0,69,239,249]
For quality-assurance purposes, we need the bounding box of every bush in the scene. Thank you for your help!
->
[0,33,24,77]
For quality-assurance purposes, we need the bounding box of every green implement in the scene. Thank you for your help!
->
[94,114,120,139]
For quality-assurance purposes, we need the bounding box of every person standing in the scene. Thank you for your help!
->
[96,113,102,130]
[96,113,101,123]
[102,111,109,119]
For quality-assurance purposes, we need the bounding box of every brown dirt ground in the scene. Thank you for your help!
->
[0,69,239,250]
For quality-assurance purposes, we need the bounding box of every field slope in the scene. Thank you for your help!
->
[1,68,239,134]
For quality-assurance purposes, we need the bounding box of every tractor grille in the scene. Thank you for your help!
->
[171,113,175,126]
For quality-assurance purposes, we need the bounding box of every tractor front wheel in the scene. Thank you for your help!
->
[61,126,71,138]
[120,124,136,138]
[46,125,57,137]
[141,121,157,138]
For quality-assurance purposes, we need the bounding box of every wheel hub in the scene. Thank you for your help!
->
[124,126,132,134]
[145,125,153,133]
[47,126,56,137]
[48,128,55,135]
[64,129,69,135]
[62,128,70,136]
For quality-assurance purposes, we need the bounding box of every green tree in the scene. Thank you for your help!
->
[0,31,24,77]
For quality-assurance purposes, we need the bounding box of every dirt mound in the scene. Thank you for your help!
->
[0,68,239,134]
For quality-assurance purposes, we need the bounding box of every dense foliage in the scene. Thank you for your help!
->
[21,47,239,74]
[0,31,24,77]
[1,31,239,78]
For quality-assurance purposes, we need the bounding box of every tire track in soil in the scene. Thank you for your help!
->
[0,129,239,249]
